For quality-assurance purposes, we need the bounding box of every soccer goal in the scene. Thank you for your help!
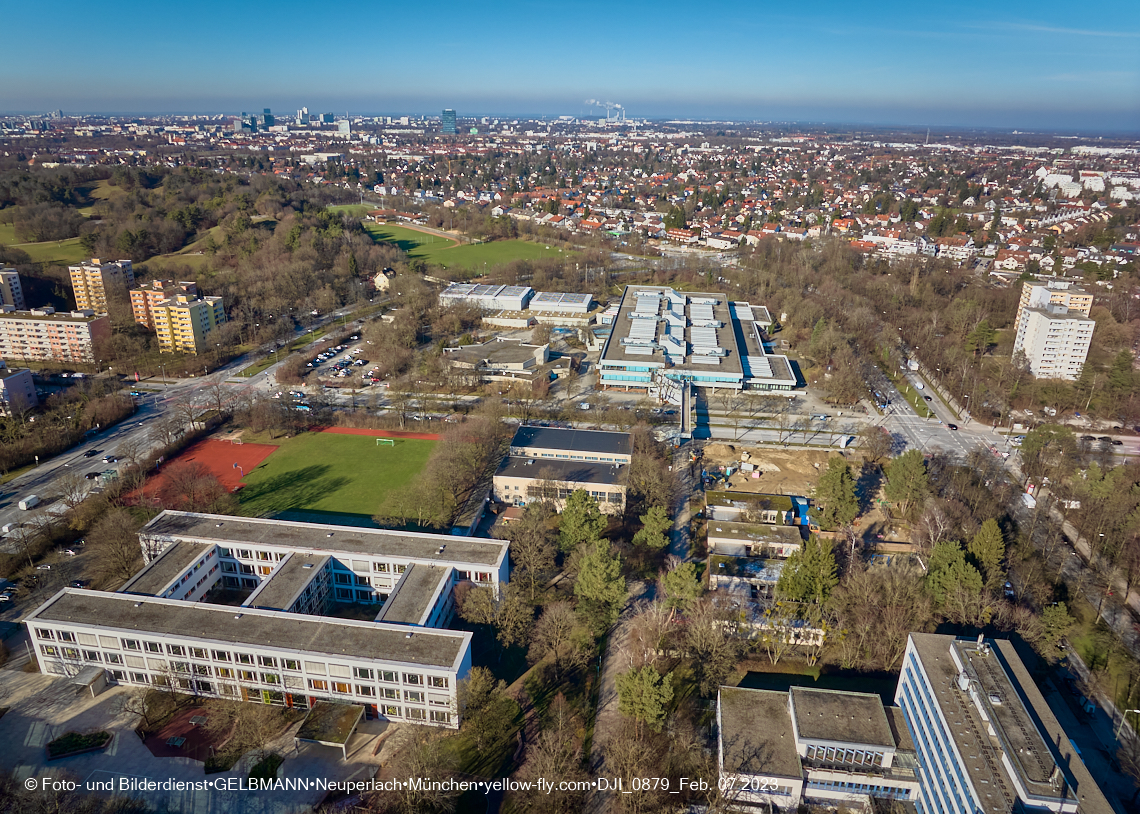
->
[376,438,395,447]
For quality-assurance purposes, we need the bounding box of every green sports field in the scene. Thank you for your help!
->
[237,432,435,522]
[364,222,572,270]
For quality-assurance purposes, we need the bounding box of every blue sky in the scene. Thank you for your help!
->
[5,0,1139,131]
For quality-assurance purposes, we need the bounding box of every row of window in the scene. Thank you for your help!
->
[804,744,885,767]
[34,632,449,688]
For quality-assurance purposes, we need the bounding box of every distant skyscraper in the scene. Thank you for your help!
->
[442,109,457,135]
[321,113,334,124]
[262,108,274,127]
[296,107,308,125]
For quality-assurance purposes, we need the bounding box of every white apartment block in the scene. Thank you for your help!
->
[26,511,512,728]
[0,363,38,416]
[1013,307,1094,380]
[0,307,110,364]
[0,268,26,310]
[1014,280,1093,336]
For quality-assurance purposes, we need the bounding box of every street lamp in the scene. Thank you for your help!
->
[1115,709,1140,739]
[160,364,168,387]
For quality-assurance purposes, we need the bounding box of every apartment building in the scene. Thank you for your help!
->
[68,259,134,313]
[493,426,631,514]
[896,633,1111,814]
[130,279,198,329]
[1014,280,1093,336]
[0,307,110,364]
[0,268,26,310]
[153,293,227,354]
[1013,306,1094,380]
[717,634,1113,814]
[0,362,38,416]
[25,511,512,727]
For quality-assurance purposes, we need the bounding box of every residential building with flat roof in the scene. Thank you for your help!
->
[597,285,796,393]
[68,259,134,313]
[1014,280,1094,336]
[0,268,26,310]
[130,279,198,329]
[23,511,512,728]
[0,362,37,416]
[153,293,226,354]
[1013,303,1094,381]
[0,307,109,364]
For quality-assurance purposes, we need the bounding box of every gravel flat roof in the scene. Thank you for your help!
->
[141,511,508,568]
[119,541,213,597]
[31,589,470,670]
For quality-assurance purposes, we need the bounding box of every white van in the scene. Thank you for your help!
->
[18,495,41,511]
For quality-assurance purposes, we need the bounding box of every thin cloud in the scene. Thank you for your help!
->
[991,21,1140,38]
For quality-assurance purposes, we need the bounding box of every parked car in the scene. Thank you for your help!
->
[85,472,99,480]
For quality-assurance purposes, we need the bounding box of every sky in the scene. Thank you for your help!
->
[4,0,1139,132]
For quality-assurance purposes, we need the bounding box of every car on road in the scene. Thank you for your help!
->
[0,594,12,603]
[103,455,118,463]
[84,472,99,480]
[63,549,78,556]
[946,423,958,431]
[35,564,51,571]
[83,449,100,458]
[1097,436,1112,442]
[1112,439,1124,446]
[1081,435,1096,441]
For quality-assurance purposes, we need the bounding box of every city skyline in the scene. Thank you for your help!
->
[3,0,1138,131]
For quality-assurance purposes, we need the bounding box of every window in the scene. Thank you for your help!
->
[239,670,257,682]
[35,628,54,640]
[144,642,162,654]
[167,645,185,656]
[40,645,58,656]
[236,653,253,665]
[259,656,277,668]
[191,647,207,659]
[403,673,422,685]
[63,648,79,659]
[405,691,424,703]
[123,639,141,651]
[354,667,373,680]
[406,708,425,720]
[382,688,399,700]
[194,665,211,676]
[380,670,397,683]
[216,668,234,679]
[197,681,214,694]
[262,673,280,685]
[429,676,449,689]
[430,711,451,724]
[357,685,376,696]
[238,549,252,559]
[332,682,350,694]
[131,672,147,684]
[335,572,351,585]
[106,653,123,665]
[382,705,400,717]
[59,631,76,643]
[83,650,101,661]
[257,551,271,561]
[219,548,231,558]
[239,564,254,574]
[373,562,389,573]
[172,661,190,674]
[212,650,231,662]
[308,679,328,691]
[395,565,407,574]
[221,561,236,573]
[283,659,300,671]
[258,565,273,576]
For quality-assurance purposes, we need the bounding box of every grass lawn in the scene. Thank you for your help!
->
[0,224,17,245]
[238,432,435,520]
[237,357,277,377]
[0,223,86,264]
[327,204,374,218]
[364,222,570,271]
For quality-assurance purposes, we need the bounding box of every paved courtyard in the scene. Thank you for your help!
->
[0,632,407,814]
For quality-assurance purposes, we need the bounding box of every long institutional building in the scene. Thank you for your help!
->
[718,633,1113,814]
[26,511,510,728]
[598,285,797,393]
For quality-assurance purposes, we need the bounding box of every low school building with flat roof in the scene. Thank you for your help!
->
[25,511,512,728]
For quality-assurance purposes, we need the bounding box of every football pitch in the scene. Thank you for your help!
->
[237,432,435,522]
[364,222,572,270]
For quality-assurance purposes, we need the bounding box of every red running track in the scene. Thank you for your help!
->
[126,437,279,502]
